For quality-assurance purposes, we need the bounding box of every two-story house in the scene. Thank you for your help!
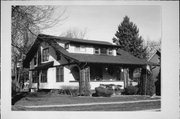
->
[23,34,148,91]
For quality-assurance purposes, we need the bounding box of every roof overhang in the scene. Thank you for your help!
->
[23,34,155,68]
[30,61,54,71]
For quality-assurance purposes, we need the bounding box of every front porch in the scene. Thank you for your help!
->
[70,63,140,91]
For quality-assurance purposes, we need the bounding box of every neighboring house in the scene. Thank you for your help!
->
[148,49,161,82]
[23,34,148,91]
[148,49,161,95]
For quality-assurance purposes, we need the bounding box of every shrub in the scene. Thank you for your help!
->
[59,86,79,96]
[146,74,155,96]
[124,86,138,95]
[94,87,113,97]
[139,68,156,96]
[12,80,20,98]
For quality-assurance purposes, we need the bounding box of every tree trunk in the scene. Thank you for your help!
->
[14,56,20,92]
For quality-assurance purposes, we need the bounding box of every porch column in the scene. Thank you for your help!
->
[38,71,41,91]
[123,68,129,88]
[79,66,91,96]
[29,70,32,92]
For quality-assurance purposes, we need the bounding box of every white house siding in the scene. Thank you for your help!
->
[30,42,78,89]
[113,49,116,56]
[47,66,79,89]
[67,44,94,54]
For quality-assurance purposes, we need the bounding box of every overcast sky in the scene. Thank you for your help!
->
[42,5,161,43]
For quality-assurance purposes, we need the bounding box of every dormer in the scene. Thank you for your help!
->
[93,47,116,56]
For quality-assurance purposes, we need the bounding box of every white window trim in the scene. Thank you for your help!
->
[94,47,100,54]
[34,53,38,67]
[42,47,49,63]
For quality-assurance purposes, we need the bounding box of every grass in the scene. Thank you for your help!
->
[12,91,161,111]
[13,101,161,111]
[13,92,160,107]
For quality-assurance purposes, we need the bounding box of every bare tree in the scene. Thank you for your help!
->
[11,6,67,92]
[61,27,88,39]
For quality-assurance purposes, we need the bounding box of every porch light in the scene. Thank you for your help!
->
[121,68,124,72]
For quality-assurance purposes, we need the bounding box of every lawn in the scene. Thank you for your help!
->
[14,101,160,111]
[13,92,160,106]
[12,92,161,111]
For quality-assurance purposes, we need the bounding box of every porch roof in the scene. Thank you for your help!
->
[67,53,147,65]
[30,61,54,71]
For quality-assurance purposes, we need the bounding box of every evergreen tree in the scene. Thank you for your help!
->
[113,16,147,59]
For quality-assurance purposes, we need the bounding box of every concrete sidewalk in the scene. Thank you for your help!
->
[21,99,160,108]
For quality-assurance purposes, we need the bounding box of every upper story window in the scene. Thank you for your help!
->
[74,45,86,52]
[42,48,49,62]
[94,47,114,56]
[100,48,107,55]
[34,53,37,65]
[65,43,69,49]
[74,45,80,52]
[80,46,86,52]
[94,47,100,54]
[108,48,113,55]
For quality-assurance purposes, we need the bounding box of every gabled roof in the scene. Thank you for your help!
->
[38,34,118,47]
[148,49,161,61]
[23,34,153,68]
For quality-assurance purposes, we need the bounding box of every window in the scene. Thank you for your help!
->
[80,46,86,52]
[42,48,49,62]
[56,51,61,61]
[100,48,107,55]
[41,69,47,83]
[65,43,69,49]
[108,48,113,55]
[34,53,37,65]
[94,47,100,54]
[94,47,113,55]
[74,45,80,52]
[56,67,64,82]
[74,45,86,52]
[32,71,38,83]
